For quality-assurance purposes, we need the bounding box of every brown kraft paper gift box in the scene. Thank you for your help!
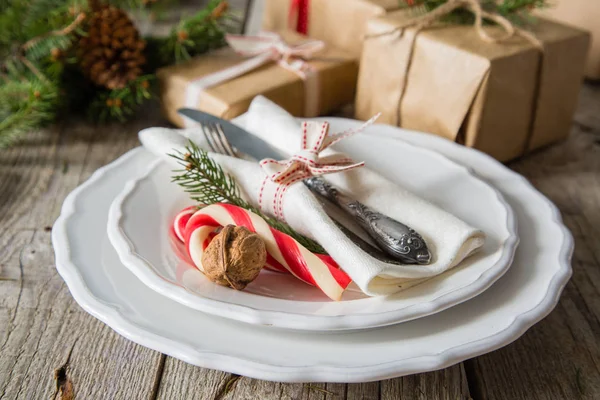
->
[538,0,600,80]
[262,0,400,58]
[355,11,590,162]
[158,31,358,127]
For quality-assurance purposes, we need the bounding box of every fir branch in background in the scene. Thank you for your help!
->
[171,142,327,255]
[0,0,85,147]
[0,0,231,148]
[87,74,154,122]
[0,79,59,148]
[146,0,228,68]
[399,0,549,26]
[23,11,86,62]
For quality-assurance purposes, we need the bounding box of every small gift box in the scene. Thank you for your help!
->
[538,0,600,80]
[262,0,401,58]
[355,9,590,162]
[158,31,358,127]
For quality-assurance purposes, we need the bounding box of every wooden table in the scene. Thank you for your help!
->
[0,83,598,400]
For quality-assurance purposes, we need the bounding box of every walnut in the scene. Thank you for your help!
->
[201,225,267,290]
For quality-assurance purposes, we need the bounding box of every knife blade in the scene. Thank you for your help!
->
[177,108,432,265]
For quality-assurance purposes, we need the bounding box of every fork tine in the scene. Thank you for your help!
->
[207,123,228,155]
[214,124,237,157]
[200,123,218,153]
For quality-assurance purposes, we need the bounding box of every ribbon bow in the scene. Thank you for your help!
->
[184,32,325,118]
[226,32,324,79]
[258,114,380,220]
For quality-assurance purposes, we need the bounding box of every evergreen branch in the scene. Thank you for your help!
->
[0,0,240,148]
[1,5,84,89]
[147,0,228,68]
[24,35,72,61]
[22,12,86,52]
[399,0,548,25]
[0,107,43,148]
[18,55,50,84]
[170,142,243,206]
[171,142,327,254]
[0,79,59,148]
[87,75,154,122]
[23,0,82,30]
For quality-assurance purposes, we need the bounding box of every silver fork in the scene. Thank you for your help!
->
[198,122,432,265]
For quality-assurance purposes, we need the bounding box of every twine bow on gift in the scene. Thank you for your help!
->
[258,114,380,221]
[367,0,542,47]
[184,32,325,118]
[225,32,324,78]
[365,0,544,130]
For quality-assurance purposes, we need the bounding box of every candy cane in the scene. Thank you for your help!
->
[173,205,197,242]
[173,203,351,301]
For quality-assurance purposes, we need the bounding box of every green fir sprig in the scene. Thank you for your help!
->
[87,75,154,122]
[0,78,60,148]
[399,0,549,26]
[146,0,228,67]
[170,141,327,255]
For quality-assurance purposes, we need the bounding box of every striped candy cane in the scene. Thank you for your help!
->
[172,203,351,301]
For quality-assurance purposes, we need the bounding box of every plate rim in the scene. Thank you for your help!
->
[106,124,519,330]
[53,123,573,382]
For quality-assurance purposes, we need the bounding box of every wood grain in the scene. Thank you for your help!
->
[0,82,598,399]
[155,363,470,400]
[0,112,167,400]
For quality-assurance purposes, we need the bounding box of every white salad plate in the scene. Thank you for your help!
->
[107,121,517,331]
[53,119,572,382]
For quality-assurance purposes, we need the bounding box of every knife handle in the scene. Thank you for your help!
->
[303,177,431,265]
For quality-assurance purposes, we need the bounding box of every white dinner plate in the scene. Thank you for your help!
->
[53,119,572,382]
[107,122,517,330]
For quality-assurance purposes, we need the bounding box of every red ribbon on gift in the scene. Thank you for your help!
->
[289,0,310,35]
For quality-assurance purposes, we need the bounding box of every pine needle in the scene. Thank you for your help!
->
[152,0,227,67]
[171,142,327,254]
[0,79,58,148]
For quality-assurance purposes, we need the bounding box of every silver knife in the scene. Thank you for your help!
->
[177,108,432,265]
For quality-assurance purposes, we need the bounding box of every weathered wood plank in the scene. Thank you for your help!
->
[157,364,330,400]
[156,359,471,399]
[156,360,231,399]
[215,376,341,400]
[0,110,168,399]
[380,365,471,400]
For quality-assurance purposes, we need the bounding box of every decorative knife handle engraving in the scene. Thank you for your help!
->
[304,177,432,265]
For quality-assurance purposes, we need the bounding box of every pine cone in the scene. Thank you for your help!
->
[79,3,146,89]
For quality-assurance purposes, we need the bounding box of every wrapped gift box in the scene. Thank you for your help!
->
[538,0,600,80]
[158,31,358,127]
[262,0,400,58]
[356,12,590,162]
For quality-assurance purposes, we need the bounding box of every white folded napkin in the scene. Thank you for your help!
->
[140,96,485,296]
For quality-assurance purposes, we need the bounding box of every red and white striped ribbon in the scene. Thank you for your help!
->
[184,32,325,118]
[258,114,380,221]
[225,32,324,78]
